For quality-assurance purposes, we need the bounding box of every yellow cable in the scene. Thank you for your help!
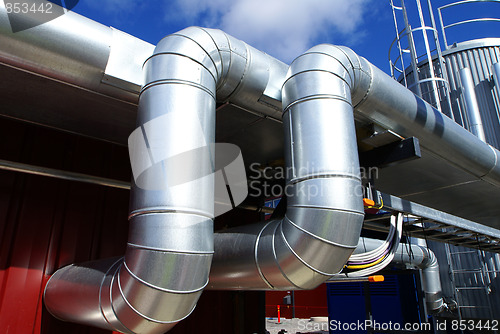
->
[346,255,386,270]
[366,196,384,210]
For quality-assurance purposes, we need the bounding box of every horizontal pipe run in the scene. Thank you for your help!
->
[0,0,154,102]
[349,49,500,186]
[0,159,130,189]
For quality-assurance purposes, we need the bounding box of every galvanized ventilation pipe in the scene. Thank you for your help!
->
[492,63,500,96]
[208,44,366,290]
[336,43,500,187]
[0,0,153,102]
[279,44,500,187]
[352,238,446,314]
[36,28,500,331]
[209,44,500,289]
[459,67,486,142]
[44,27,287,334]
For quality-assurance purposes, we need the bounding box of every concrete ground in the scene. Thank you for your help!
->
[266,317,329,334]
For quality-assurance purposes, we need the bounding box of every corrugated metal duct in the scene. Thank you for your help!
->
[15,17,497,334]
[44,27,287,334]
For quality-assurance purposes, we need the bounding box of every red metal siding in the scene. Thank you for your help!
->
[0,118,130,334]
[0,119,261,334]
[265,284,328,319]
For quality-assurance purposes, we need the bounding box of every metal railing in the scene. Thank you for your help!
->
[438,0,500,49]
[389,0,453,115]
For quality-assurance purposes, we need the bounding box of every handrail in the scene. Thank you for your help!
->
[444,17,500,30]
[438,0,500,49]
[389,26,440,79]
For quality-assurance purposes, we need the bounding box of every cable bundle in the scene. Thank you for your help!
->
[344,212,404,277]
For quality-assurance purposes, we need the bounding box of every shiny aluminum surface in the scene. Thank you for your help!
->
[0,3,494,326]
[209,44,365,291]
[356,62,500,186]
[458,67,487,141]
[444,40,500,146]
[401,38,500,149]
[45,27,288,333]
[0,0,153,103]
[2,2,500,230]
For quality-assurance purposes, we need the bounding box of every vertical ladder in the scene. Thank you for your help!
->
[445,243,495,322]
[389,0,454,118]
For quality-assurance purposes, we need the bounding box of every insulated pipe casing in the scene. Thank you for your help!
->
[0,1,154,101]
[458,67,486,142]
[209,44,365,290]
[352,58,500,187]
[45,27,287,334]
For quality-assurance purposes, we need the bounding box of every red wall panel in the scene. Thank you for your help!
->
[0,119,261,334]
[265,284,328,319]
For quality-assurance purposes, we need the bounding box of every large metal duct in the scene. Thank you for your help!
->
[0,0,154,102]
[335,42,500,187]
[208,44,367,289]
[25,19,500,332]
[279,44,500,187]
[208,42,500,291]
[208,43,500,290]
[44,27,287,334]
[353,238,446,315]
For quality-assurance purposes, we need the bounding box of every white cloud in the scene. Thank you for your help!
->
[165,0,373,63]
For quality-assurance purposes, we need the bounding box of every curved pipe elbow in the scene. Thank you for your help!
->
[149,26,286,119]
[418,247,446,315]
[45,27,288,333]
[210,43,366,291]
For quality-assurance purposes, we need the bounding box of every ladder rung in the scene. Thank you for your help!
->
[452,269,483,273]
[460,240,483,246]
[449,250,477,255]
[456,286,487,290]
[457,305,490,309]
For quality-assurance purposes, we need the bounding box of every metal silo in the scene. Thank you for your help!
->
[443,40,500,148]
[401,39,500,148]
[389,0,500,321]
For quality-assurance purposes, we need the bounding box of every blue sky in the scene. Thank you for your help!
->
[69,0,499,75]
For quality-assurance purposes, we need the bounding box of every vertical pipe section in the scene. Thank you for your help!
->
[492,62,500,101]
[45,27,287,334]
[45,29,217,334]
[459,67,486,142]
[493,63,500,87]
[209,44,365,290]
